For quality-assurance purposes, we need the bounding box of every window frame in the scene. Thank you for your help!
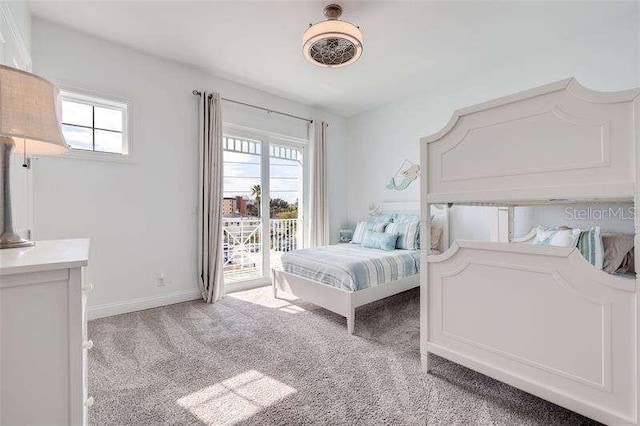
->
[58,88,135,164]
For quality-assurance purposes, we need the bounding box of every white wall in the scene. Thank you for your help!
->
[31,18,348,316]
[347,3,639,241]
[5,1,30,56]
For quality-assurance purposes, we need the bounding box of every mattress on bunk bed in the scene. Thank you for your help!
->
[280,244,421,292]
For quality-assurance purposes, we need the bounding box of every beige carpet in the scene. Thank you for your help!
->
[88,286,598,425]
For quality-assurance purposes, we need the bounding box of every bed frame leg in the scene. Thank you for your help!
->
[347,314,355,334]
[347,305,355,335]
[421,352,431,372]
[272,270,278,299]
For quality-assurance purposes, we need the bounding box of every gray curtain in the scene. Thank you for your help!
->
[197,92,225,303]
[309,121,329,247]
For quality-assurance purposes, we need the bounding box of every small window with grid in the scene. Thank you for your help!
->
[60,91,129,156]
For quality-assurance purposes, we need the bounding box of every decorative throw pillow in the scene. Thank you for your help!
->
[352,221,387,244]
[577,226,604,269]
[361,231,399,251]
[533,226,581,248]
[385,221,420,250]
[602,233,634,274]
[393,213,420,224]
[368,213,394,224]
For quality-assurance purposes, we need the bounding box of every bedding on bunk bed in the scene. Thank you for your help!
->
[531,225,635,276]
[280,244,421,292]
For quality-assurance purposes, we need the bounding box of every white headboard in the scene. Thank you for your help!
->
[378,201,420,213]
[421,79,640,205]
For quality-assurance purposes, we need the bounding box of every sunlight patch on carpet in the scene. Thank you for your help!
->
[177,370,296,424]
[277,304,306,314]
[228,289,306,314]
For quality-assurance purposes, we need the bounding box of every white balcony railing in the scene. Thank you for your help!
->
[222,217,302,283]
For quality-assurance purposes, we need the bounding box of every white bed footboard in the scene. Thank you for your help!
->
[273,269,419,334]
[425,241,636,425]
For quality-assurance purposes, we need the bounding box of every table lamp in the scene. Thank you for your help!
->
[0,65,68,249]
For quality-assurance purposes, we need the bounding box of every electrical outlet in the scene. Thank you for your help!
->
[157,271,166,287]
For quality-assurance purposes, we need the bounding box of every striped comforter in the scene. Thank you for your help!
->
[281,244,420,292]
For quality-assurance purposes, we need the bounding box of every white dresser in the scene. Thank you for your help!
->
[0,239,92,425]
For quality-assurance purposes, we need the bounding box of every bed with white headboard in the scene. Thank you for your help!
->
[272,201,448,334]
[420,79,640,425]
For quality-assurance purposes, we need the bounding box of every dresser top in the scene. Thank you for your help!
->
[0,239,90,275]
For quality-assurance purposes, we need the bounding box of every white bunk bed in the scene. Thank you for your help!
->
[273,202,449,334]
[420,78,640,426]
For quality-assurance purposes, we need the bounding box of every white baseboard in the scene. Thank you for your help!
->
[87,288,201,320]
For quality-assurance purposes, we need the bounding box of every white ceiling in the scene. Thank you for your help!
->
[27,1,635,116]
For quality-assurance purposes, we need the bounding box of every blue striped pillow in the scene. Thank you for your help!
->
[577,226,604,269]
[352,221,387,244]
[385,221,419,250]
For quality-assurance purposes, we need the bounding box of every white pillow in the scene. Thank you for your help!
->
[533,226,581,248]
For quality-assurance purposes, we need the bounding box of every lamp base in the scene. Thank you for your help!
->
[0,231,34,249]
[1,137,33,249]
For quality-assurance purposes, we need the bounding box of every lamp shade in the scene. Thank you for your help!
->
[0,65,68,155]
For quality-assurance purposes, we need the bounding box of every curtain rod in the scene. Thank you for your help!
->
[192,90,313,124]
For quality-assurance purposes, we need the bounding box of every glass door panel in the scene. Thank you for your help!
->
[269,144,304,270]
[222,136,263,284]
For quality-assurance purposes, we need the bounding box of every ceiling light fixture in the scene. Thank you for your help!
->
[302,4,363,68]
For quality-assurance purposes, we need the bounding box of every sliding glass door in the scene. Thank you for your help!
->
[222,129,307,287]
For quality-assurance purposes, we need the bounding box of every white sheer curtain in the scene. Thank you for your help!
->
[309,121,329,247]
[197,92,225,303]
